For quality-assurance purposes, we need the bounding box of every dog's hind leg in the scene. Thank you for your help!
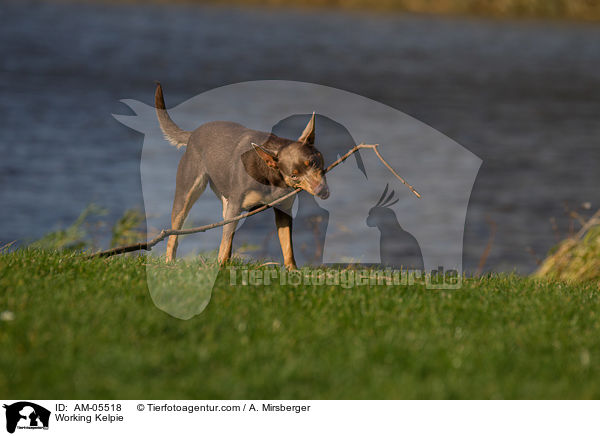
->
[166,171,208,262]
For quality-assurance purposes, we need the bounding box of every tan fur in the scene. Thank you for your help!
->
[275,209,296,269]
[241,191,263,209]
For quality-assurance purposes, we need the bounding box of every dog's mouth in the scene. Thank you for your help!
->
[296,175,329,199]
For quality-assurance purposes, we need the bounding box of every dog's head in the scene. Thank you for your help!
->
[252,113,329,199]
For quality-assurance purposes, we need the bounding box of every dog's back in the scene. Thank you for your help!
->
[186,121,291,201]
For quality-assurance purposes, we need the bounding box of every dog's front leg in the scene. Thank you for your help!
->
[218,200,239,265]
[274,208,297,270]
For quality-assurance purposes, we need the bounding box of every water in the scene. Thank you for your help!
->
[1,0,599,273]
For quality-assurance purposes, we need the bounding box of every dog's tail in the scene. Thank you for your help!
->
[154,82,191,148]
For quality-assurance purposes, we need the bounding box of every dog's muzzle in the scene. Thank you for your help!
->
[315,181,330,199]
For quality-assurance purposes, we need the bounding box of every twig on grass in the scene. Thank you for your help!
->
[475,215,497,276]
[575,208,600,240]
[0,240,16,252]
[87,143,420,259]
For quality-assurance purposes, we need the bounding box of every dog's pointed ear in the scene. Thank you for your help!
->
[251,143,279,169]
[298,112,316,145]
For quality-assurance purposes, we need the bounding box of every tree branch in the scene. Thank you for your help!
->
[88,143,420,258]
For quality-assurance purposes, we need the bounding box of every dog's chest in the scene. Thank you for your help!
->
[241,189,292,210]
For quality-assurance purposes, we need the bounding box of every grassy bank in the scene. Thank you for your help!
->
[243,0,600,21]
[535,210,600,283]
[1,249,599,399]
[81,0,600,22]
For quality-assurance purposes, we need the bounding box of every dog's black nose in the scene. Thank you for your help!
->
[316,183,329,199]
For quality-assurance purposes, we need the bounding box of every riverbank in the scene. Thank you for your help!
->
[1,249,599,398]
[70,0,600,21]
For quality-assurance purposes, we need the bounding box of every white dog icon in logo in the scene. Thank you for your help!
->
[3,402,50,433]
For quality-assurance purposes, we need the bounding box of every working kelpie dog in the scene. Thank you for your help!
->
[154,83,329,269]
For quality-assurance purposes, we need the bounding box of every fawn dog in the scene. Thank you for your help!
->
[154,83,329,269]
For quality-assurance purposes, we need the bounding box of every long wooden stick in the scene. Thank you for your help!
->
[88,143,420,258]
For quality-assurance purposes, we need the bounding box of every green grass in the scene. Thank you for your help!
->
[1,249,600,399]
